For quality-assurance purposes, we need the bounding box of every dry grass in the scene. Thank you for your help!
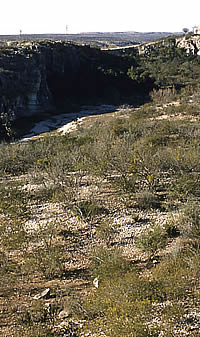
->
[0,90,200,336]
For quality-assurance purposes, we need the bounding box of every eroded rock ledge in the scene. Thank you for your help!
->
[137,34,200,56]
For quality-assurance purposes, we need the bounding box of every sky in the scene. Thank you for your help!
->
[1,0,200,35]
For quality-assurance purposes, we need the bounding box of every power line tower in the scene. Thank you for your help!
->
[65,25,68,42]
[19,29,22,40]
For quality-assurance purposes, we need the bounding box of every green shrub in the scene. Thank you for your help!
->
[152,255,193,301]
[179,203,200,246]
[25,245,66,279]
[0,218,29,251]
[135,223,168,257]
[0,141,45,175]
[73,199,109,220]
[0,181,28,217]
[90,246,132,281]
[24,218,67,279]
[96,221,119,245]
[83,271,173,337]
[164,220,180,238]
[150,86,177,103]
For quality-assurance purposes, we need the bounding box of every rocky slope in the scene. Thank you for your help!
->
[137,33,200,56]
[176,34,200,55]
[0,94,200,336]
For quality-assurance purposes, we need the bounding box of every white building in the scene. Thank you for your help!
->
[193,26,200,34]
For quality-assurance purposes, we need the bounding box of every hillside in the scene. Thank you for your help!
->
[0,34,200,337]
[1,83,200,336]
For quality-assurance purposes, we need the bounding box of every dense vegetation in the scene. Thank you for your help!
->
[135,42,200,89]
[0,38,200,336]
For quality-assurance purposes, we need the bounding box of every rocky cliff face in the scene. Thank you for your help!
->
[0,41,91,122]
[0,39,138,134]
[176,35,200,55]
[0,40,142,140]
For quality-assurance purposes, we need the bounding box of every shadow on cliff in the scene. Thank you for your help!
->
[0,41,155,141]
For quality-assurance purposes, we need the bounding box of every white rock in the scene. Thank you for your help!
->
[33,288,50,300]
[93,277,99,288]
[59,310,70,319]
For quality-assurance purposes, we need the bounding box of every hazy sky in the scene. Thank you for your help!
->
[1,0,200,35]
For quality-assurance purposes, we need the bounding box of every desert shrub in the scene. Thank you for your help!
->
[179,203,200,246]
[90,246,132,281]
[0,251,8,270]
[96,221,119,245]
[111,118,129,137]
[25,245,66,280]
[184,248,200,279]
[0,181,28,215]
[170,174,200,200]
[73,199,109,220]
[152,255,194,301]
[84,253,189,336]
[83,271,176,337]
[81,129,138,191]
[0,251,21,276]
[35,157,74,190]
[0,133,86,178]
[24,218,67,279]
[0,140,48,175]
[156,140,200,200]
[135,223,168,257]
[14,325,56,337]
[174,142,200,173]
[155,147,180,172]
[129,143,161,191]
[135,191,161,210]
[0,183,30,251]
[19,301,59,326]
[0,218,29,251]
[164,220,180,238]
[30,142,89,204]
[150,86,177,103]
[130,104,156,121]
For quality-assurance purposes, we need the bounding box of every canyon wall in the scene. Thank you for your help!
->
[0,41,91,121]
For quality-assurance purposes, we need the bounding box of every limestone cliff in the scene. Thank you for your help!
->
[0,39,137,136]
[0,41,90,121]
[176,35,200,55]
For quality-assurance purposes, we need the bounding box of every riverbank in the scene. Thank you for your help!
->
[20,104,119,141]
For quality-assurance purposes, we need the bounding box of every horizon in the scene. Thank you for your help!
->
[1,0,200,36]
[0,30,182,37]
